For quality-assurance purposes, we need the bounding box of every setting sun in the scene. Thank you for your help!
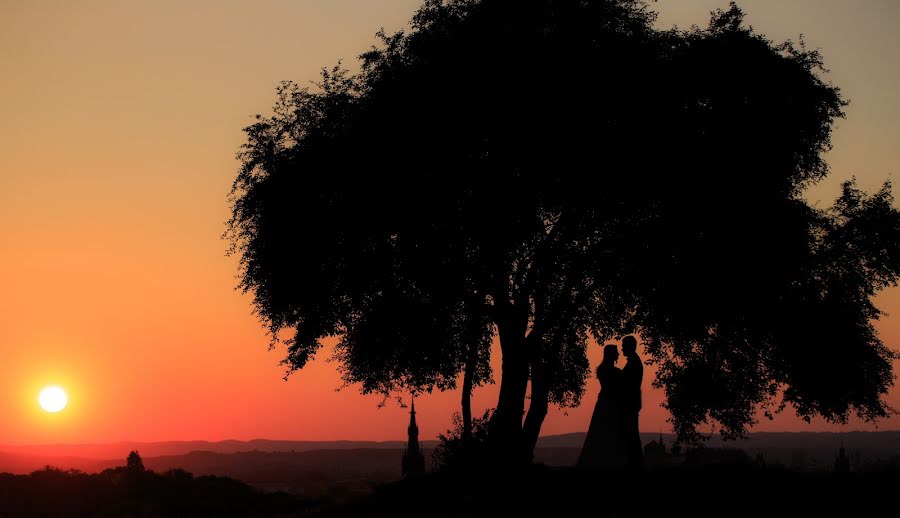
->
[38,386,68,413]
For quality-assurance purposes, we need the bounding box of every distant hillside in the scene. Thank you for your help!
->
[536,431,900,451]
[0,450,111,474]
[0,446,574,496]
[0,439,419,461]
[3,431,899,495]
[535,431,900,470]
[141,448,420,496]
[5,431,898,462]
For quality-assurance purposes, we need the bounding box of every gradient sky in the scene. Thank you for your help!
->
[1,0,898,445]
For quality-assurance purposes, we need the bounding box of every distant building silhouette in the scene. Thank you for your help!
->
[402,400,425,478]
[644,432,666,467]
[685,447,752,467]
[834,442,851,473]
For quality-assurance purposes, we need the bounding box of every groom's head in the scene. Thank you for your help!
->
[622,335,638,356]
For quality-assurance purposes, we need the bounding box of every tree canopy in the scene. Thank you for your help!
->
[227,0,900,459]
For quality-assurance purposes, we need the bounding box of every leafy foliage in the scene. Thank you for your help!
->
[432,409,494,472]
[126,451,144,472]
[226,0,900,449]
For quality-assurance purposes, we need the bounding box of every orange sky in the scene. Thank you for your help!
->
[1,0,899,445]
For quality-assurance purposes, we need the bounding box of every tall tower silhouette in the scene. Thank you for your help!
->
[402,399,425,478]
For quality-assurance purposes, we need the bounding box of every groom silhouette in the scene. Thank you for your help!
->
[621,335,643,468]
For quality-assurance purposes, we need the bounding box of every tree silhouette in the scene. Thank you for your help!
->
[226,0,900,462]
[127,451,145,472]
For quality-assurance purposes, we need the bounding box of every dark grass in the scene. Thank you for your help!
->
[309,464,900,518]
[2,463,896,517]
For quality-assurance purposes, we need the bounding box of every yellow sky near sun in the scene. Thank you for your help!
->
[0,0,898,444]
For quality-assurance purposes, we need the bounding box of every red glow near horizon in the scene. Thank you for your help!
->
[1,0,899,446]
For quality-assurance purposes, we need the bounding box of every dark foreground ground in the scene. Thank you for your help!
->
[0,466,306,516]
[1,464,897,517]
[313,465,900,518]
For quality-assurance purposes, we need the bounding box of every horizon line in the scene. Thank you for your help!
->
[4,429,900,448]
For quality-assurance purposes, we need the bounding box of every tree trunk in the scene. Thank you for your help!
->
[488,319,530,464]
[461,344,475,443]
[522,358,550,461]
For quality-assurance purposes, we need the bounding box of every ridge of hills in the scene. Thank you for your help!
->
[4,430,899,461]
[2,431,899,496]
[0,439,414,460]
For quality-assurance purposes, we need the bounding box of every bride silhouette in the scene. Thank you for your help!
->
[578,343,627,468]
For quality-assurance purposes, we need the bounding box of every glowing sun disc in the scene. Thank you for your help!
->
[38,386,68,413]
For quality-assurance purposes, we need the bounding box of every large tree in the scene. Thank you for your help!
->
[227,0,900,462]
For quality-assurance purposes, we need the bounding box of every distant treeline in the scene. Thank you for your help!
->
[0,464,304,516]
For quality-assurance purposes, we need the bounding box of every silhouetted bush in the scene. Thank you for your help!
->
[126,450,145,472]
[432,410,493,472]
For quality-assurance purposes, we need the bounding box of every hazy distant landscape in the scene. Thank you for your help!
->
[3,432,899,498]
[5,432,898,516]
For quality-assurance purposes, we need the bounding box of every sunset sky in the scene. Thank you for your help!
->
[1,0,898,446]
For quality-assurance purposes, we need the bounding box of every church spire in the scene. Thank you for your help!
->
[408,398,419,438]
[402,396,425,478]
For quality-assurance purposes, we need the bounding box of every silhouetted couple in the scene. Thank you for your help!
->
[578,335,643,469]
